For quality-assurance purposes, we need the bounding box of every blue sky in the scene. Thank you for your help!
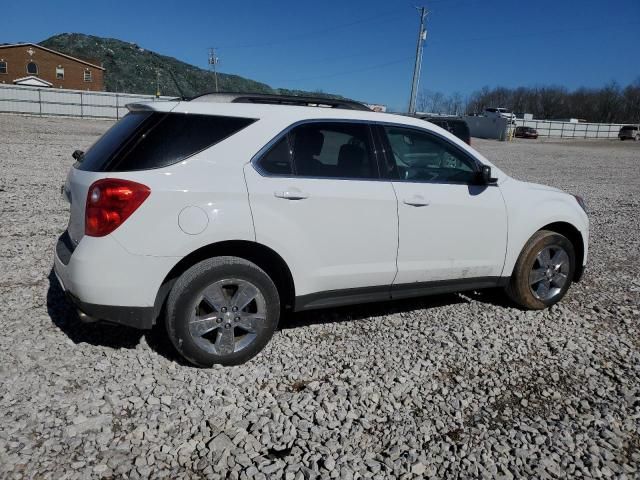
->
[3,0,639,110]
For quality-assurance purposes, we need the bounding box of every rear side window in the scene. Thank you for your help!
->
[255,122,379,180]
[289,122,378,179]
[259,137,293,175]
[78,112,255,172]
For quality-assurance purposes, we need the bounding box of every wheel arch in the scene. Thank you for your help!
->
[152,240,296,323]
[538,221,585,282]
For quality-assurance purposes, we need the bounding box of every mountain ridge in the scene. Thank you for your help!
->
[39,33,343,100]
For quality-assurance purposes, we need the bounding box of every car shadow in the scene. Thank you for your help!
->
[47,269,144,349]
[280,292,476,331]
[47,268,512,362]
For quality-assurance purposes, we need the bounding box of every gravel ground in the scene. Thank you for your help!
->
[1,114,639,479]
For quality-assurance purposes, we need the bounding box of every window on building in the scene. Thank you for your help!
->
[0,61,7,74]
[56,66,64,79]
[26,62,38,75]
[84,69,92,82]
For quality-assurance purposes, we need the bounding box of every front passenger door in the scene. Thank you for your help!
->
[378,124,507,286]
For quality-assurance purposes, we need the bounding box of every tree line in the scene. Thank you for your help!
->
[417,80,640,124]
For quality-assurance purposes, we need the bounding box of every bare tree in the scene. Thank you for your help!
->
[463,81,638,122]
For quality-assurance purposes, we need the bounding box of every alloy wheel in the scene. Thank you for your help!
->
[529,245,570,301]
[188,278,266,355]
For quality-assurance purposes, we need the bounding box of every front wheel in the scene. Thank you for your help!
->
[506,230,575,310]
[165,256,280,367]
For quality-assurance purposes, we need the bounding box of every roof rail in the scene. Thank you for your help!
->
[189,92,371,111]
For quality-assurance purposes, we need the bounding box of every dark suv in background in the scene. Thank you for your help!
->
[420,116,471,145]
[618,125,639,141]
[514,126,539,139]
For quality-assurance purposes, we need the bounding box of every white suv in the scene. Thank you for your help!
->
[484,107,516,122]
[54,94,589,367]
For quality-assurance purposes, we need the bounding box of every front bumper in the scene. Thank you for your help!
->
[53,231,178,330]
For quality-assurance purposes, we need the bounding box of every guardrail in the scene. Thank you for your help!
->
[0,84,175,119]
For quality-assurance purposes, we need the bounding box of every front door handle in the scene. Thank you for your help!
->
[274,189,309,200]
[403,195,430,207]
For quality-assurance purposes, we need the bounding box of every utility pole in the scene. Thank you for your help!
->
[408,7,428,115]
[208,48,220,93]
[155,69,161,98]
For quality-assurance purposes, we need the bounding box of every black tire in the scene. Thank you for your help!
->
[506,230,575,310]
[166,256,280,367]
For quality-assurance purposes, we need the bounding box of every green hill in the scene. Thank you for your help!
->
[40,33,343,99]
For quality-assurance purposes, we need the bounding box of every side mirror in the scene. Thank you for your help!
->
[72,149,84,162]
[475,165,497,185]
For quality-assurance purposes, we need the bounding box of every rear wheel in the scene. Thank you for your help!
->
[166,256,280,367]
[506,230,575,310]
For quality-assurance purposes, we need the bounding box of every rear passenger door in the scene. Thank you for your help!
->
[244,121,398,304]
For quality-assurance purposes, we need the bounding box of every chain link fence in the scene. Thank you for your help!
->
[512,118,632,139]
[0,84,175,119]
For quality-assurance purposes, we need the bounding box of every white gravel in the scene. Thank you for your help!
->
[0,115,639,479]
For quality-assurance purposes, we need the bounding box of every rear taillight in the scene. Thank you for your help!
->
[85,178,150,237]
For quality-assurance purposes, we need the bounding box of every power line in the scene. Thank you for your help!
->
[427,21,640,46]
[272,56,414,84]
[219,7,406,50]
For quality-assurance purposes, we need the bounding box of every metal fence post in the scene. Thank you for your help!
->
[573,122,576,138]
[116,93,119,120]
[80,92,84,118]
[38,89,42,116]
[560,122,564,138]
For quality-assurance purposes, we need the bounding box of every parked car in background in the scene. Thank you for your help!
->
[484,107,516,121]
[420,116,471,145]
[618,125,639,141]
[514,126,539,139]
[54,93,589,367]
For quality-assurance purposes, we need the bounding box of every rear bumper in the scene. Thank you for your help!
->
[66,291,155,329]
[53,231,178,330]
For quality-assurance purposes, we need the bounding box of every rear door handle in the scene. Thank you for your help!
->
[274,189,309,200]
[403,195,430,207]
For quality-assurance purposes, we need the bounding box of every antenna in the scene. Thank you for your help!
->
[166,67,186,100]
[208,48,220,93]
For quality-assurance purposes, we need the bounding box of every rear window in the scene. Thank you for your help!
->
[621,126,637,132]
[77,112,255,172]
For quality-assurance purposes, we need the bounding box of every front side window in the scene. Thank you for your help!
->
[289,122,378,179]
[0,61,7,74]
[383,126,477,184]
[26,62,38,75]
